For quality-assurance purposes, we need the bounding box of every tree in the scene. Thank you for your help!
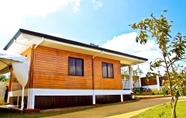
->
[0,74,6,82]
[130,10,186,118]
[121,66,143,76]
[0,74,9,82]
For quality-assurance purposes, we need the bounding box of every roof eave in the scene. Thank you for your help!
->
[4,29,148,63]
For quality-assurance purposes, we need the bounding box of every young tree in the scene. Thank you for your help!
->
[130,10,186,118]
[0,74,6,82]
[0,74,9,82]
[121,66,143,76]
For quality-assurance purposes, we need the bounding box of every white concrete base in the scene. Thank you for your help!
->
[9,89,132,109]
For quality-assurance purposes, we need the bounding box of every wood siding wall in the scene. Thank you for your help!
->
[35,95,132,109]
[141,77,157,86]
[35,96,92,109]
[159,77,168,86]
[32,46,93,89]
[30,46,122,90]
[96,95,121,104]
[140,76,169,86]
[94,57,122,89]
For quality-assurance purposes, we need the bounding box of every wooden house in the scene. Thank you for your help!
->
[140,76,169,90]
[4,29,148,109]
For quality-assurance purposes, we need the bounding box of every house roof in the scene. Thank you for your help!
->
[4,29,148,66]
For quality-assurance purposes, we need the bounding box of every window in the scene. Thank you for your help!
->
[102,62,114,78]
[68,57,84,76]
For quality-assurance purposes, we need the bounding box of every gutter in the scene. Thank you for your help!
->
[34,37,44,49]
[4,29,148,62]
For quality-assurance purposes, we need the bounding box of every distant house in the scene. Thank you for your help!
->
[140,76,168,90]
[4,29,148,109]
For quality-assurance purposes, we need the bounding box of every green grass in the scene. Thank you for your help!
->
[132,100,186,118]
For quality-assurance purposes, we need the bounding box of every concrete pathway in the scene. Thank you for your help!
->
[43,97,186,118]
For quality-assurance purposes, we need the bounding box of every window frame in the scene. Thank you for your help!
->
[68,57,84,76]
[102,62,114,78]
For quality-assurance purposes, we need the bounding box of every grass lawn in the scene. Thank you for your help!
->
[132,100,186,118]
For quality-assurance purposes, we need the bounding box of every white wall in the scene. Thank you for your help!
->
[142,85,159,90]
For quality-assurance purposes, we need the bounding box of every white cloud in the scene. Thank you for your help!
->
[0,0,82,32]
[102,32,164,77]
[73,0,82,12]
[91,0,102,9]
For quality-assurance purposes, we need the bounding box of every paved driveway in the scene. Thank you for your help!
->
[43,97,186,118]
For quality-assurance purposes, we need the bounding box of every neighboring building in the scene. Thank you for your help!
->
[140,76,168,90]
[4,29,148,109]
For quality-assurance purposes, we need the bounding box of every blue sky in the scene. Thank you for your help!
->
[0,0,185,75]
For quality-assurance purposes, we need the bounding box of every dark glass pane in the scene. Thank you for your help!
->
[76,59,83,76]
[102,62,107,77]
[68,58,76,75]
[108,64,114,78]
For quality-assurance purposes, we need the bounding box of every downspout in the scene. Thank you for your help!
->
[92,56,95,90]
[92,51,103,104]
[27,44,35,109]
[27,38,44,109]
[34,37,44,49]
[29,37,44,87]
[92,56,96,104]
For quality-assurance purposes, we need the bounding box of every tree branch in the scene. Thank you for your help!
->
[168,58,186,68]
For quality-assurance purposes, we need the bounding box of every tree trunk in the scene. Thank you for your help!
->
[171,96,178,118]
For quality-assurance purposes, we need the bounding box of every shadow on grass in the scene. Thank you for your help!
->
[0,100,138,118]
[0,107,20,113]
[0,107,24,118]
